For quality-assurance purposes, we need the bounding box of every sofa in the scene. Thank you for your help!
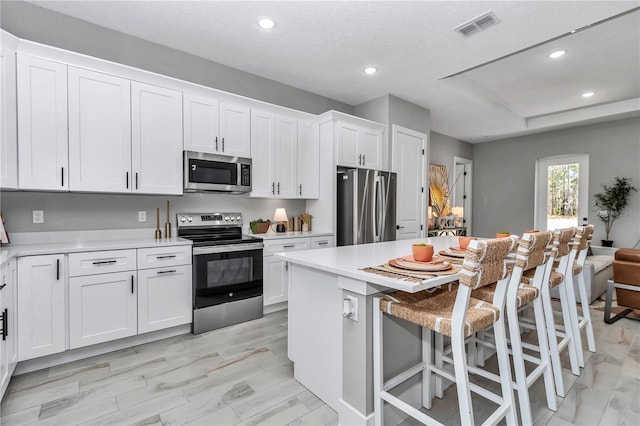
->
[550,245,615,304]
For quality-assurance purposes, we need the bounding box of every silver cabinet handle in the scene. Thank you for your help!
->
[156,255,176,259]
[299,184,302,196]
[135,173,139,189]
[283,244,295,248]
[126,172,129,189]
[131,275,134,294]
[317,241,329,245]
[92,260,117,265]
[272,182,275,195]
[157,269,177,274]
[277,182,280,195]
[215,136,218,151]
[358,154,362,165]
[362,154,366,165]
[222,138,225,152]
[61,167,64,187]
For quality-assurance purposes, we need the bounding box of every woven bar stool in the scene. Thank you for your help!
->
[568,225,596,356]
[471,232,557,424]
[373,238,517,425]
[522,227,580,397]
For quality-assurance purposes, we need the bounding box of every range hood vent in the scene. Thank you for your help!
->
[453,11,500,38]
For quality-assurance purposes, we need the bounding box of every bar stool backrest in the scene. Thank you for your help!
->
[572,225,594,252]
[516,231,553,271]
[460,236,519,289]
[552,227,576,259]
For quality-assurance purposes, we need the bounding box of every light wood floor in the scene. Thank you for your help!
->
[1,307,639,425]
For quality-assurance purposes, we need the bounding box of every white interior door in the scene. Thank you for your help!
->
[392,125,427,240]
[451,157,473,235]
[535,154,589,231]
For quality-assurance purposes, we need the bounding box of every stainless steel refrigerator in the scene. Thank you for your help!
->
[337,167,397,246]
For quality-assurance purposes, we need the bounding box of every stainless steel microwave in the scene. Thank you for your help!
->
[184,151,252,193]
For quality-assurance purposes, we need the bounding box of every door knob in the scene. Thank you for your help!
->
[396,225,405,230]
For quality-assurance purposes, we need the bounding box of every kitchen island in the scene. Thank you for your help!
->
[276,236,462,426]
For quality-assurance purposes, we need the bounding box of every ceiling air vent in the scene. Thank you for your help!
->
[453,11,500,38]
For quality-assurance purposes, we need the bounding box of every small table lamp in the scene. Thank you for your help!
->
[452,206,464,227]
[273,208,288,233]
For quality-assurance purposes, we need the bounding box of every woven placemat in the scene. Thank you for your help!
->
[361,263,460,283]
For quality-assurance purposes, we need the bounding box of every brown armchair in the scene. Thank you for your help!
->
[604,248,640,324]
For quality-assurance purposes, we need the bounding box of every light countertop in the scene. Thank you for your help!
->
[245,231,333,240]
[275,236,462,292]
[1,234,192,266]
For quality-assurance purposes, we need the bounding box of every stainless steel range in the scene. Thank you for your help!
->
[176,212,263,334]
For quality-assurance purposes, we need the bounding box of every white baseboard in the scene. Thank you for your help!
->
[338,398,374,426]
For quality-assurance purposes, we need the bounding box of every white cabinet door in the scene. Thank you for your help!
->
[1,38,18,189]
[17,55,68,191]
[131,82,183,195]
[0,260,16,398]
[183,93,220,154]
[68,67,132,192]
[297,120,319,199]
[219,102,251,158]
[274,115,298,198]
[137,265,191,334]
[69,271,137,349]
[263,256,288,306]
[336,122,359,168]
[359,127,384,170]
[249,109,276,197]
[18,254,67,361]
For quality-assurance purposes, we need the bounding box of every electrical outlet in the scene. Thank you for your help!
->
[343,295,359,321]
[32,210,44,224]
[138,211,147,222]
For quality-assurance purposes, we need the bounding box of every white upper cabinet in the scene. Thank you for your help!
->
[219,102,251,158]
[184,94,250,158]
[1,34,18,189]
[274,115,298,198]
[336,121,384,170]
[183,93,220,154]
[68,67,132,192]
[250,109,276,197]
[131,82,183,195]
[250,110,319,199]
[17,55,68,191]
[297,120,319,199]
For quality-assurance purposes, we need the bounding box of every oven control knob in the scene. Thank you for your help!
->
[180,216,186,222]
[229,292,233,297]
[225,216,230,221]
[236,216,241,221]
[188,216,193,222]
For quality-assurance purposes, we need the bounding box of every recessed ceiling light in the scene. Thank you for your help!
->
[364,67,377,75]
[548,50,567,59]
[582,91,596,98]
[257,17,276,30]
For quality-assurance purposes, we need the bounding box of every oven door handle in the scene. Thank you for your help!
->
[193,242,264,255]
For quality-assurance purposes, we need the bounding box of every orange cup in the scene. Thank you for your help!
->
[412,244,434,262]
[524,229,539,234]
[459,236,477,249]
[496,232,511,238]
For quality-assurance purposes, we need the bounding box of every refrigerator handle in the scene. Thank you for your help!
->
[378,175,388,241]
[372,175,379,242]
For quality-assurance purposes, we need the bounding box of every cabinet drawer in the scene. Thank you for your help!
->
[310,236,334,249]
[69,249,137,276]
[263,238,310,256]
[137,245,192,270]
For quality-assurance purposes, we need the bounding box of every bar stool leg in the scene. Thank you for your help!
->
[533,296,558,411]
[576,272,596,352]
[541,283,567,396]
[373,299,384,425]
[422,328,433,409]
[434,333,444,399]
[451,329,474,425]
[557,278,581,376]
[493,308,518,425]
[563,273,585,367]
[507,300,533,424]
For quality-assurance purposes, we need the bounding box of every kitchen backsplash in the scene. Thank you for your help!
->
[0,191,306,234]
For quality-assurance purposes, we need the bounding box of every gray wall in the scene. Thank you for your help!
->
[0,0,353,116]
[472,117,640,247]
[430,131,473,169]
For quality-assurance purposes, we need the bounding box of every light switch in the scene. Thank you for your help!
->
[32,210,44,224]
[138,211,147,222]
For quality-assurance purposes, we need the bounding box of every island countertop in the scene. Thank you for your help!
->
[275,235,462,292]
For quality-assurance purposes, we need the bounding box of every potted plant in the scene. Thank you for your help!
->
[594,176,637,247]
[496,231,511,238]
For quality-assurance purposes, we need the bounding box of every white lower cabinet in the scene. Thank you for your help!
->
[69,271,137,349]
[17,254,67,361]
[1,259,17,399]
[137,265,191,333]
[262,236,333,306]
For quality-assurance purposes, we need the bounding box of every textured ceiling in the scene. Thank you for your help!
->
[24,0,640,142]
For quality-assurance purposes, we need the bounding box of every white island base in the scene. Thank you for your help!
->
[279,237,461,425]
